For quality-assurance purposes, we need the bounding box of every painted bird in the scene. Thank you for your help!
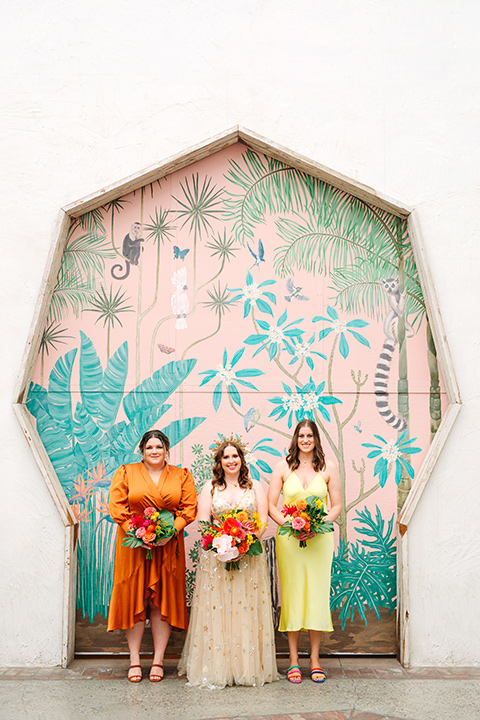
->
[247,238,265,268]
[243,407,261,432]
[285,276,309,302]
[171,267,189,329]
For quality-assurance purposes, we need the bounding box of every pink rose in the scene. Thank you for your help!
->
[212,534,240,562]
[291,516,306,531]
[144,507,156,518]
[143,533,156,544]
[136,527,146,538]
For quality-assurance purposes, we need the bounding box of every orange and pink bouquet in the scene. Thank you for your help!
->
[279,495,333,547]
[199,509,264,571]
[122,506,176,559]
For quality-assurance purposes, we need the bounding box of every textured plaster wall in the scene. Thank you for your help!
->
[1,0,479,666]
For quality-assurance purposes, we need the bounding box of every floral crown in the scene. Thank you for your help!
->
[210,432,249,457]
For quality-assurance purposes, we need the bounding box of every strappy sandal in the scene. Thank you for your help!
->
[127,665,142,683]
[149,663,164,682]
[286,664,302,683]
[310,666,326,683]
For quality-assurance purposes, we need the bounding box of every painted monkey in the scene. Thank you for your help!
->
[111,222,144,280]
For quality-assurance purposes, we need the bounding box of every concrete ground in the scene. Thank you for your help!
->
[1,657,479,720]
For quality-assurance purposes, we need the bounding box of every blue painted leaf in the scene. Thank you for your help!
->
[361,442,381,449]
[312,351,327,360]
[199,373,216,386]
[312,315,331,323]
[212,381,223,411]
[235,379,258,390]
[394,460,403,485]
[318,396,343,405]
[256,298,273,315]
[348,330,370,348]
[246,270,253,285]
[399,457,415,478]
[277,309,287,326]
[222,348,228,366]
[346,319,369,328]
[262,291,276,303]
[249,464,259,481]
[268,397,284,404]
[73,403,103,466]
[268,342,277,361]
[326,305,339,320]
[400,446,422,455]
[254,445,282,456]
[339,333,349,358]
[244,334,266,345]
[35,407,77,490]
[256,459,272,473]
[258,279,276,287]
[243,299,251,318]
[316,405,331,422]
[228,383,242,407]
[373,434,387,444]
[282,382,292,394]
[230,347,245,367]
[318,327,334,341]
[123,358,195,422]
[256,319,270,331]
[235,368,264,377]
[367,450,382,458]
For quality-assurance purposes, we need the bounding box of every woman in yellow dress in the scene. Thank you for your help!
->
[268,419,341,684]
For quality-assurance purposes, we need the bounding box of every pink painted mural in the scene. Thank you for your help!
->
[28,143,446,654]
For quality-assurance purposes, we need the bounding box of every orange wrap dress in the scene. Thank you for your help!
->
[107,462,197,632]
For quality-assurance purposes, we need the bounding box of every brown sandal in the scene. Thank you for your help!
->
[149,664,164,682]
[128,665,142,683]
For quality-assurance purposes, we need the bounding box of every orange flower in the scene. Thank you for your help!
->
[297,499,307,511]
[143,533,156,544]
[237,541,248,555]
[236,511,248,524]
[223,517,246,540]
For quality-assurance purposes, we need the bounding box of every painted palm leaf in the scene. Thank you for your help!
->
[79,332,103,416]
[47,349,77,438]
[73,403,104,467]
[35,407,78,494]
[224,149,317,243]
[123,359,197,421]
[330,264,425,323]
[49,266,97,322]
[61,231,114,285]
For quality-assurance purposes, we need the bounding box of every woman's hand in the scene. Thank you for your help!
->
[297,530,316,541]
[149,535,174,548]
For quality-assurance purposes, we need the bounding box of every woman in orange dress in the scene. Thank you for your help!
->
[107,429,197,683]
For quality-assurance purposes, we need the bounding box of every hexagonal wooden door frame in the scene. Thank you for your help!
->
[14,126,461,667]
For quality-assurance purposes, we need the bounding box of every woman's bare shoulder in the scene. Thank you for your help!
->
[273,457,290,474]
[323,457,339,477]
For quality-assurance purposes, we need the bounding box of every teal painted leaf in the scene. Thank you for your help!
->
[213,381,223,411]
[230,347,245,367]
[160,417,206,447]
[96,341,128,431]
[48,349,78,437]
[348,330,370,347]
[244,334,266,345]
[73,403,103,466]
[256,298,273,315]
[35,407,77,491]
[346,319,369,328]
[228,384,242,407]
[123,358,196,422]
[326,305,338,320]
[339,333,349,358]
[79,332,103,416]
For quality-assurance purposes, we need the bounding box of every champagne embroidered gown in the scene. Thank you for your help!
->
[276,472,334,632]
[178,487,278,688]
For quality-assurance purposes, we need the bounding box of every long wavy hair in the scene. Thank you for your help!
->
[286,419,326,472]
[138,429,170,456]
[211,441,252,494]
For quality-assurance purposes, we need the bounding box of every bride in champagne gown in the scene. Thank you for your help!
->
[178,440,278,688]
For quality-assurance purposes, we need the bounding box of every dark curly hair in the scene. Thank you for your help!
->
[286,419,325,472]
[211,441,252,494]
[138,429,170,455]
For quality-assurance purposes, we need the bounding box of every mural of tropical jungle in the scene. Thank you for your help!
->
[27,143,446,654]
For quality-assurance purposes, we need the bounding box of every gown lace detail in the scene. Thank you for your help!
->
[178,486,278,688]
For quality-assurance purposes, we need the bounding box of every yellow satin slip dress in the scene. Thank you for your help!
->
[276,472,334,632]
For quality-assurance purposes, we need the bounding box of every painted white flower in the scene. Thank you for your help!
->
[244,451,257,465]
[381,440,400,463]
[216,363,235,385]
[242,283,262,300]
[302,392,318,411]
[332,319,347,334]
[267,326,286,343]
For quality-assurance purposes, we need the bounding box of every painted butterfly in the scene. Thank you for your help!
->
[157,344,175,354]
[173,246,190,260]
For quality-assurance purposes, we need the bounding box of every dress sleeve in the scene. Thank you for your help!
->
[174,468,198,533]
[109,465,133,534]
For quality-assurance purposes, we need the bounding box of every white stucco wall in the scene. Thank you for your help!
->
[1,0,479,666]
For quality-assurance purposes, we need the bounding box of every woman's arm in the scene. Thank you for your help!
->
[196,480,213,522]
[324,458,342,523]
[267,460,287,526]
[253,480,268,536]
[108,466,132,533]
[173,468,198,533]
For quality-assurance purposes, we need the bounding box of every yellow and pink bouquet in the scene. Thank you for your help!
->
[199,509,264,571]
[279,495,333,547]
[122,506,176,559]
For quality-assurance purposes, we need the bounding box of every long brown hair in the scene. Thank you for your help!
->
[211,441,252,493]
[286,419,326,472]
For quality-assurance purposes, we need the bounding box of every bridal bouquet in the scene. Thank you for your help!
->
[278,495,333,547]
[199,509,264,571]
[122,506,176,559]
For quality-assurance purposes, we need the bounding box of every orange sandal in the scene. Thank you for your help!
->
[310,667,326,683]
[286,665,302,683]
[149,664,164,682]
[127,665,142,683]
